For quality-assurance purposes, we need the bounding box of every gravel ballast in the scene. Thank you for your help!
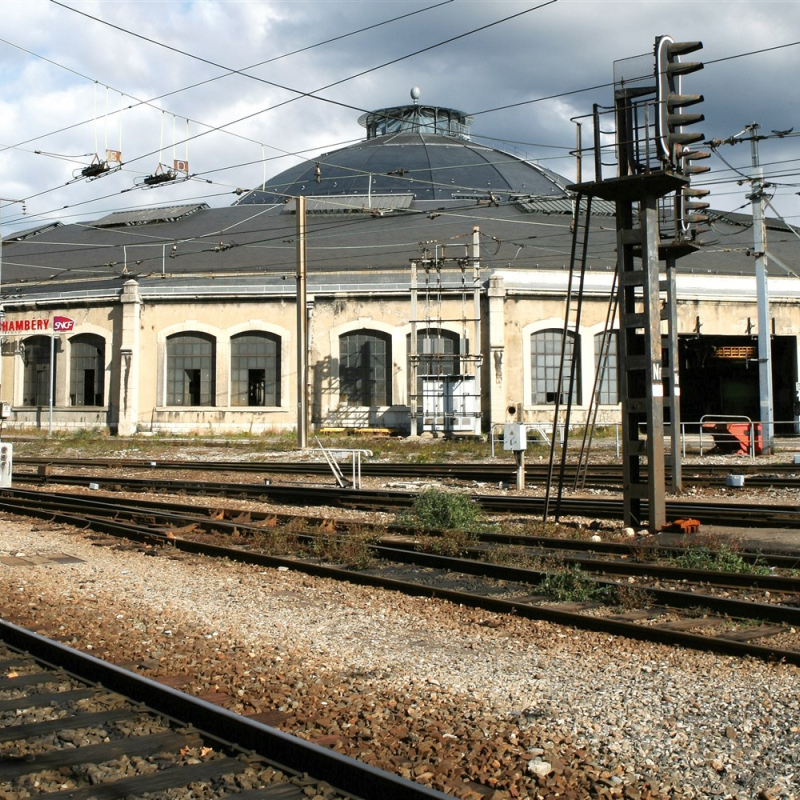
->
[1,515,799,799]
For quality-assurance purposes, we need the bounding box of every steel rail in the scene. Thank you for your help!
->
[8,484,800,566]
[6,486,800,584]
[10,472,800,528]
[13,455,800,487]
[2,492,799,665]
[0,619,453,800]
[3,488,800,594]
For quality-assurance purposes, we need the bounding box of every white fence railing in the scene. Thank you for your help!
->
[491,419,800,460]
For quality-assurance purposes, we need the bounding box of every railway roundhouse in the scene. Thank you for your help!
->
[1,96,799,437]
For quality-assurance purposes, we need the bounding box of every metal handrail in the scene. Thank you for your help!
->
[314,438,372,489]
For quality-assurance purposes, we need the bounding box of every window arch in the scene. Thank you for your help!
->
[231,331,280,407]
[411,328,461,377]
[531,329,581,405]
[339,330,391,406]
[594,331,619,405]
[69,333,105,406]
[21,335,56,407]
[166,332,216,406]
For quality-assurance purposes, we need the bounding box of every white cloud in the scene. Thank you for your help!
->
[0,0,798,232]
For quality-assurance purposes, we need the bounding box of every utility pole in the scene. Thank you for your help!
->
[0,199,21,413]
[745,123,775,454]
[296,195,308,449]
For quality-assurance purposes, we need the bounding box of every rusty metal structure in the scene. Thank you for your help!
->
[566,36,709,532]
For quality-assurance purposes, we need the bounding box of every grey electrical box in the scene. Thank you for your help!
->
[0,402,10,419]
[0,442,12,488]
[503,423,527,451]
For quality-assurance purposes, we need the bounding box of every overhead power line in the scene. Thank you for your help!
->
[50,0,559,170]
[0,0,455,162]
[4,4,798,233]
[1,0,561,224]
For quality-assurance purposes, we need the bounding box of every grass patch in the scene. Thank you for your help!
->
[670,544,771,575]
[611,583,654,610]
[308,529,375,569]
[538,565,614,603]
[420,528,478,558]
[485,546,549,571]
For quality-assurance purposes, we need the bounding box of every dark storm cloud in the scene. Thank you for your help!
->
[1,0,798,232]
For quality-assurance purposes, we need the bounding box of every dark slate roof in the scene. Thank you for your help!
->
[235,131,569,204]
[3,197,797,304]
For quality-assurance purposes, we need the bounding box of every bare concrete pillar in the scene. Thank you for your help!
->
[117,280,141,436]
[488,273,506,430]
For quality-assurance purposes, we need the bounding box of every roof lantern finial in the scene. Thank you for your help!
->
[411,86,421,105]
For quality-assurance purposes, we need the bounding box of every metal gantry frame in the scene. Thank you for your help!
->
[409,227,482,437]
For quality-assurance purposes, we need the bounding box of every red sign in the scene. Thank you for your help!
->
[0,316,76,334]
[53,316,75,332]
[1,318,49,333]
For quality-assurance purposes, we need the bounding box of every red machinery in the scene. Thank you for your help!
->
[703,422,763,455]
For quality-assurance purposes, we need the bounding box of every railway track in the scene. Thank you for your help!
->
[3,488,800,665]
[0,621,451,799]
[3,487,800,586]
[13,456,800,489]
[10,470,800,528]
[9,483,800,568]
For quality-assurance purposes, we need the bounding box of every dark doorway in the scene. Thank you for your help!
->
[679,334,797,431]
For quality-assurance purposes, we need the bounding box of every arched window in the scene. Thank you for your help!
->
[69,334,105,406]
[594,331,619,405]
[166,332,216,406]
[231,332,280,407]
[412,328,461,378]
[21,336,56,407]
[531,329,581,404]
[339,330,391,406]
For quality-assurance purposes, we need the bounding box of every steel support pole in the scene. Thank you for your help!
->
[641,197,667,530]
[471,226,482,435]
[296,196,308,450]
[409,259,419,437]
[748,125,774,454]
[49,332,55,436]
[665,260,682,490]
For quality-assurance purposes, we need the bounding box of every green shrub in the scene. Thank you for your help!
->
[403,487,481,532]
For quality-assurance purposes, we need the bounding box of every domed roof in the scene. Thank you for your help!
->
[236,94,569,204]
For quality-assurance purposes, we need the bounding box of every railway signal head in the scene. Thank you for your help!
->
[679,183,711,238]
[655,35,706,169]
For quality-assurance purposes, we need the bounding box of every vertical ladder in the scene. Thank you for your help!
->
[543,193,592,521]
[574,273,619,490]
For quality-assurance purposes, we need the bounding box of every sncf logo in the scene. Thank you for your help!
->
[53,316,75,332]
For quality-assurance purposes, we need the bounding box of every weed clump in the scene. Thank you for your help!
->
[309,529,375,570]
[671,545,770,575]
[402,487,482,532]
[538,565,614,603]
[397,487,482,557]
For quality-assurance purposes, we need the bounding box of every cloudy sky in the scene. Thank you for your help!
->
[1,0,798,234]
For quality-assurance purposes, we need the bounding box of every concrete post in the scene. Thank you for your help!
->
[487,273,506,430]
[117,280,141,436]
